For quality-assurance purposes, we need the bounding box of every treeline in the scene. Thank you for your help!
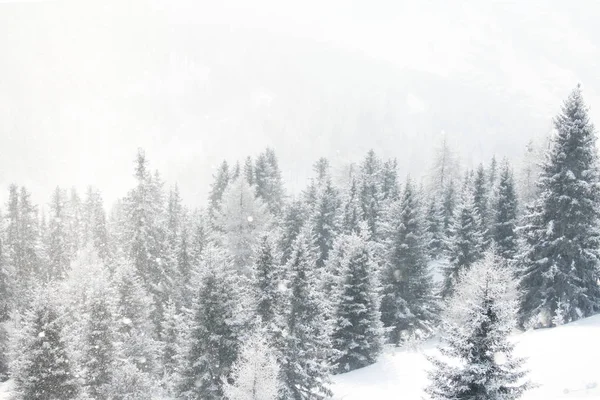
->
[0,85,597,399]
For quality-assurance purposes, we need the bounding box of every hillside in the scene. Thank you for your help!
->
[333,315,600,399]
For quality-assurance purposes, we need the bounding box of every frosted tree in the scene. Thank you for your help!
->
[214,175,271,272]
[330,230,383,373]
[244,156,255,186]
[517,136,549,207]
[443,177,484,298]
[341,177,363,234]
[472,164,490,245]
[46,186,70,281]
[11,287,79,400]
[279,227,332,400]
[425,196,445,260]
[427,252,530,400]
[492,160,519,263]
[253,234,284,333]
[223,331,280,400]
[0,224,10,381]
[441,179,457,240]
[428,132,461,194]
[178,246,244,400]
[358,150,383,240]
[65,188,84,259]
[254,148,285,215]
[82,186,110,262]
[381,179,437,344]
[520,85,600,327]
[381,158,400,203]
[208,160,231,219]
[278,200,306,264]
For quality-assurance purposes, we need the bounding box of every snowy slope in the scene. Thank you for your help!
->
[1,315,598,399]
[333,314,600,399]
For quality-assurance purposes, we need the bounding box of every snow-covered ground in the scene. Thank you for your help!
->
[1,315,598,399]
[333,314,600,399]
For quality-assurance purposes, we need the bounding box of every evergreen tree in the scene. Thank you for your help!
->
[208,160,231,219]
[0,221,10,381]
[425,196,445,260]
[254,148,285,215]
[279,228,332,400]
[381,158,400,203]
[492,160,519,263]
[11,288,79,400]
[441,179,457,241]
[253,234,283,331]
[472,164,490,245]
[223,331,280,400]
[341,177,363,234]
[244,156,254,186]
[83,187,110,262]
[309,166,341,269]
[330,230,383,373]
[47,186,70,281]
[427,252,530,400]
[428,133,461,193]
[179,246,244,400]
[278,199,306,264]
[213,176,271,272]
[520,86,600,327]
[381,179,437,344]
[358,150,383,240]
[443,178,484,298]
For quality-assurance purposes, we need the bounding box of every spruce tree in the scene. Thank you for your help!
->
[472,164,490,245]
[208,160,231,219]
[278,200,306,264]
[82,187,110,262]
[358,150,383,240]
[47,186,70,281]
[492,160,519,263]
[341,177,363,234]
[427,252,530,400]
[330,230,383,373]
[441,179,457,241]
[279,228,332,400]
[309,168,341,269]
[11,288,79,400]
[425,196,445,260]
[244,156,254,186]
[380,179,437,344]
[178,246,244,400]
[253,234,283,331]
[443,177,484,298]
[254,148,285,215]
[520,85,600,327]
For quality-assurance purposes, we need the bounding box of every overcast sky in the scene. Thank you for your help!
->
[0,0,599,208]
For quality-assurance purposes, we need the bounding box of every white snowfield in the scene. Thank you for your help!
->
[333,314,600,399]
[0,315,598,399]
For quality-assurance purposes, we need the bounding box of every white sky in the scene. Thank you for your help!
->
[0,0,598,208]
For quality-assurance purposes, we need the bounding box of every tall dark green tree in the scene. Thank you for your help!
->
[380,179,437,344]
[492,160,519,263]
[279,228,332,400]
[330,231,383,373]
[520,85,600,327]
[443,178,484,298]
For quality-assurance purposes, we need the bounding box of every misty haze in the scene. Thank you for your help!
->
[0,1,599,399]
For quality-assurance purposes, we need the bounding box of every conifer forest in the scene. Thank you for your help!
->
[0,84,599,399]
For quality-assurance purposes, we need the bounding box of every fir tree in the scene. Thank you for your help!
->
[341,177,363,234]
[443,178,484,298]
[208,160,231,219]
[47,186,70,281]
[254,148,285,215]
[441,179,457,241]
[427,252,530,400]
[83,187,110,262]
[178,246,244,400]
[520,85,600,327]
[278,200,306,264]
[223,331,280,400]
[425,196,445,260]
[244,156,254,186]
[380,179,437,344]
[330,230,383,373]
[472,164,490,245]
[253,234,284,331]
[358,150,383,240]
[11,288,79,400]
[279,228,332,400]
[309,167,341,269]
[492,160,519,263]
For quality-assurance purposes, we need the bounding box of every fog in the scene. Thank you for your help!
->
[1,0,599,206]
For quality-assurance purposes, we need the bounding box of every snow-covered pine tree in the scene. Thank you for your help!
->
[358,150,383,240]
[492,160,519,263]
[208,160,231,220]
[65,188,84,259]
[442,176,484,298]
[213,175,271,272]
[0,222,10,381]
[428,132,461,194]
[279,227,332,400]
[82,187,110,262]
[380,178,437,344]
[253,234,284,331]
[472,164,491,246]
[223,330,280,400]
[254,148,285,216]
[278,199,306,264]
[47,186,70,281]
[520,85,600,327]
[381,158,400,204]
[427,251,530,400]
[488,155,498,190]
[425,196,445,260]
[330,229,383,373]
[308,160,341,268]
[244,156,254,186]
[341,177,363,234]
[11,287,79,400]
[178,245,245,400]
[441,179,457,241]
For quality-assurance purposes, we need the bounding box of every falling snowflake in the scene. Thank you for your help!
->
[122,317,132,325]
[38,331,45,338]
[247,216,254,222]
